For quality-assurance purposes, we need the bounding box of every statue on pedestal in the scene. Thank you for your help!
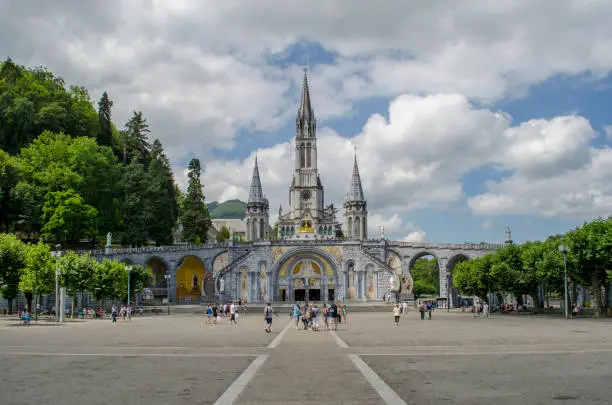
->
[106,232,112,248]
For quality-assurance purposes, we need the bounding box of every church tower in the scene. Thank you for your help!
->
[343,154,368,240]
[288,68,324,222]
[245,156,269,241]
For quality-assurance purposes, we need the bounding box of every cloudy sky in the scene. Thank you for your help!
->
[4,0,612,244]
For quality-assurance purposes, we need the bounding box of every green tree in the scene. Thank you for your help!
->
[120,160,148,246]
[97,91,113,147]
[89,259,127,303]
[15,131,121,240]
[145,139,178,245]
[181,159,212,243]
[123,111,150,165]
[0,150,20,231]
[564,218,612,316]
[0,233,26,313]
[41,189,99,242]
[61,252,99,315]
[412,279,437,301]
[410,257,439,295]
[19,241,54,316]
[0,59,98,154]
[216,226,230,242]
[126,265,148,304]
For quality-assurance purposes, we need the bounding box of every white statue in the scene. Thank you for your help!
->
[106,232,112,248]
[219,277,225,292]
[505,226,512,242]
[389,275,400,292]
[379,226,385,240]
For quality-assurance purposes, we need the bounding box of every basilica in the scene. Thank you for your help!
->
[97,71,502,305]
[244,69,367,243]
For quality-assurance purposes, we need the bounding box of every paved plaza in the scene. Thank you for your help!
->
[1,310,611,404]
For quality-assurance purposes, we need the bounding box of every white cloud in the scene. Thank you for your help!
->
[604,125,612,139]
[468,116,612,218]
[404,231,426,243]
[4,0,612,168]
[482,219,493,230]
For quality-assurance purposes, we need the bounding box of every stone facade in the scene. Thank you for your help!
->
[91,240,502,305]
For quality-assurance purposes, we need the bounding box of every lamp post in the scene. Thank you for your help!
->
[126,265,133,307]
[446,274,450,312]
[50,244,62,323]
[164,273,171,315]
[558,245,568,320]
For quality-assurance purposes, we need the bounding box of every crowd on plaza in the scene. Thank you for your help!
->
[290,302,349,331]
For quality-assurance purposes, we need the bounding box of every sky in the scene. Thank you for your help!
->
[3,0,612,244]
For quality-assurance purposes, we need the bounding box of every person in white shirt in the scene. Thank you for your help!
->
[483,303,489,318]
[229,302,238,326]
[393,304,401,327]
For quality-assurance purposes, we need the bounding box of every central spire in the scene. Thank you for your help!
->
[348,153,365,202]
[296,67,316,138]
[248,155,265,204]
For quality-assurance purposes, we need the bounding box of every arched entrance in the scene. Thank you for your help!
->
[272,249,339,302]
[446,254,470,308]
[176,256,205,303]
[145,257,169,298]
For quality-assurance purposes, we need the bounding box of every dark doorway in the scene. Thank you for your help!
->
[308,289,320,301]
[280,289,287,302]
[328,288,335,301]
[295,289,305,302]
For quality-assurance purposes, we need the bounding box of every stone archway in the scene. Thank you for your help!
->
[176,256,206,303]
[271,248,340,302]
[446,254,470,308]
[144,256,170,297]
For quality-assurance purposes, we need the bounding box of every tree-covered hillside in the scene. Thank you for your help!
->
[208,199,245,219]
[0,58,212,246]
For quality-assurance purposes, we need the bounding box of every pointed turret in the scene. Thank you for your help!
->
[245,155,269,241]
[248,156,265,204]
[296,67,316,139]
[347,154,365,202]
[343,152,368,240]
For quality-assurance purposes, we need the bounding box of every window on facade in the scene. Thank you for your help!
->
[300,145,305,168]
[306,143,311,167]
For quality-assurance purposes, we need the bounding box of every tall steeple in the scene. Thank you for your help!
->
[248,155,265,204]
[343,151,368,240]
[296,67,316,139]
[347,153,365,202]
[245,155,269,241]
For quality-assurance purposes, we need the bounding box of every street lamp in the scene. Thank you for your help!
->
[446,275,450,312]
[164,273,171,315]
[558,245,569,320]
[126,265,133,307]
[50,244,62,322]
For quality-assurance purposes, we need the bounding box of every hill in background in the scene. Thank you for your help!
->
[207,199,245,219]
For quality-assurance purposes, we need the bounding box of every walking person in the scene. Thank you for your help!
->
[229,301,238,327]
[264,302,275,333]
[483,302,489,318]
[292,303,301,330]
[426,301,432,320]
[418,302,425,320]
[393,304,401,327]
[329,301,338,330]
[111,304,117,323]
[205,304,212,325]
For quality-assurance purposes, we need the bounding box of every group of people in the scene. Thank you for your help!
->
[110,304,132,322]
[205,301,246,326]
[291,302,348,331]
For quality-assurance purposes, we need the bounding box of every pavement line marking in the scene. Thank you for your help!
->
[357,348,612,356]
[214,354,268,405]
[349,354,407,405]
[330,330,349,348]
[0,352,256,358]
[267,320,292,348]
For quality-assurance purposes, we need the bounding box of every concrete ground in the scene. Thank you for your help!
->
[1,310,611,404]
